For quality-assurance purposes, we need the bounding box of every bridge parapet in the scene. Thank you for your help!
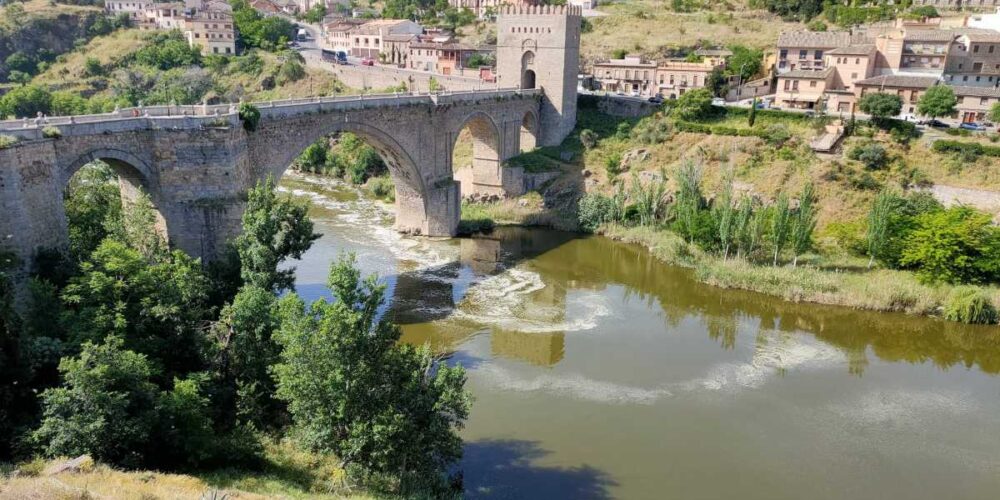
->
[0,89,542,140]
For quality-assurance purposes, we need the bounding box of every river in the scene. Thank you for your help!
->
[280,173,1000,500]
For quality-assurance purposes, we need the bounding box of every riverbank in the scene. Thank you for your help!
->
[600,224,1000,322]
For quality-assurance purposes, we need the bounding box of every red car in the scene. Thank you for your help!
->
[361,58,375,66]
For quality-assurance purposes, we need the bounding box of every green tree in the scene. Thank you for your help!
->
[83,57,104,77]
[231,0,294,50]
[900,206,1000,284]
[990,101,1000,124]
[858,92,902,120]
[63,162,123,261]
[60,240,211,381]
[770,192,791,266]
[674,161,705,244]
[790,182,817,267]
[0,84,53,119]
[726,45,763,81]
[234,177,319,293]
[32,337,159,468]
[748,98,758,127]
[866,190,893,269]
[133,33,203,70]
[672,88,714,121]
[273,255,471,494]
[714,174,736,258]
[32,337,216,469]
[917,84,957,119]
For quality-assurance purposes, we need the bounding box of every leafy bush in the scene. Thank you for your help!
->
[858,92,902,120]
[0,84,53,119]
[239,103,261,132]
[933,139,1000,158]
[133,33,202,70]
[578,193,616,232]
[580,128,598,149]
[365,175,395,201]
[943,287,999,324]
[900,206,1000,284]
[41,126,62,139]
[762,123,791,147]
[847,141,888,170]
[0,134,18,149]
[671,88,714,121]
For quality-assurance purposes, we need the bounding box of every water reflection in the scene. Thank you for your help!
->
[388,226,1000,376]
[462,440,617,499]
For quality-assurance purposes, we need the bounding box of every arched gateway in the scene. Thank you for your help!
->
[0,7,580,273]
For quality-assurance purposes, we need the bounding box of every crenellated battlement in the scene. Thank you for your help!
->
[498,4,582,17]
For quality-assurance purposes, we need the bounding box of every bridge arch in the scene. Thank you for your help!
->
[520,110,538,152]
[62,148,171,245]
[451,111,504,197]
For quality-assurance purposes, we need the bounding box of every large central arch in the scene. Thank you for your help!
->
[62,148,171,247]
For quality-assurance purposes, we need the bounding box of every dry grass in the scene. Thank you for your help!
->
[580,1,803,63]
[1,442,374,500]
[33,30,148,90]
[19,0,101,15]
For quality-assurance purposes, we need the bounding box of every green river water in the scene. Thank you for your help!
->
[280,173,1000,500]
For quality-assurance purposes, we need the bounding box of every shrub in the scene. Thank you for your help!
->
[847,141,888,170]
[41,126,62,139]
[671,88,714,121]
[0,134,18,149]
[579,128,598,149]
[932,139,1000,158]
[762,123,791,147]
[858,92,902,120]
[943,287,999,324]
[604,152,623,177]
[900,206,1000,284]
[365,175,395,201]
[577,192,615,232]
[238,103,261,131]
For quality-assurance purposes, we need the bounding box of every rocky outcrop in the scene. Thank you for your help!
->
[0,10,106,82]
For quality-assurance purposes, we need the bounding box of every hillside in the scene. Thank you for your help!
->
[0,0,107,82]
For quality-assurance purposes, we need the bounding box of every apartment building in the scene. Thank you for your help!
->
[655,60,719,99]
[855,74,939,116]
[593,55,657,96]
[409,41,477,74]
[945,31,1000,86]
[324,18,367,52]
[775,68,836,109]
[776,31,868,73]
[106,0,155,22]
[953,85,1000,121]
[183,0,236,55]
[349,19,423,59]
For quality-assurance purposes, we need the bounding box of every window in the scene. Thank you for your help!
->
[625,70,631,79]
[982,97,989,105]
[799,49,807,59]
[792,80,799,90]
[809,80,817,88]
[974,45,980,53]
[779,49,788,59]
[991,45,996,54]
[851,72,858,80]
[693,76,698,86]
[855,57,860,64]
[964,75,969,81]
[670,75,675,84]
[815,50,823,59]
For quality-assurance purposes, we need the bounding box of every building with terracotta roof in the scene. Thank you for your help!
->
[776,31,870,73]
[775,68,836,110]
[952,85,1000,121]
[349,19,423,59]
[184,0,236,55]
[592,55,657,96]
[409,40,478,74]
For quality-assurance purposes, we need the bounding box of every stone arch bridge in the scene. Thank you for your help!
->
[0,89,543,267]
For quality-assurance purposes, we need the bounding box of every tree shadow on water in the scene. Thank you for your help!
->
[462,439,618,500]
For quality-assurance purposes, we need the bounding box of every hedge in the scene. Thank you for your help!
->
[674,121,770,139]
[932,140,1000,157]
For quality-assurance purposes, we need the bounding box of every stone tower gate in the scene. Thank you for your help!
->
[496,5,582,147]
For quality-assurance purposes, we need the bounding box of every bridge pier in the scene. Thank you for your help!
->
[395,179,460,237]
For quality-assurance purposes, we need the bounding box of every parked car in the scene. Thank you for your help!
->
[648,94,664,104]
[959,122,987,131]
[711,97,725,106]
[361,58,375,66]
[920,119,950,128]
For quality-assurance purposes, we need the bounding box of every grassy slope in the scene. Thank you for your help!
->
[31,28,348,103]
[1,441,375,500]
